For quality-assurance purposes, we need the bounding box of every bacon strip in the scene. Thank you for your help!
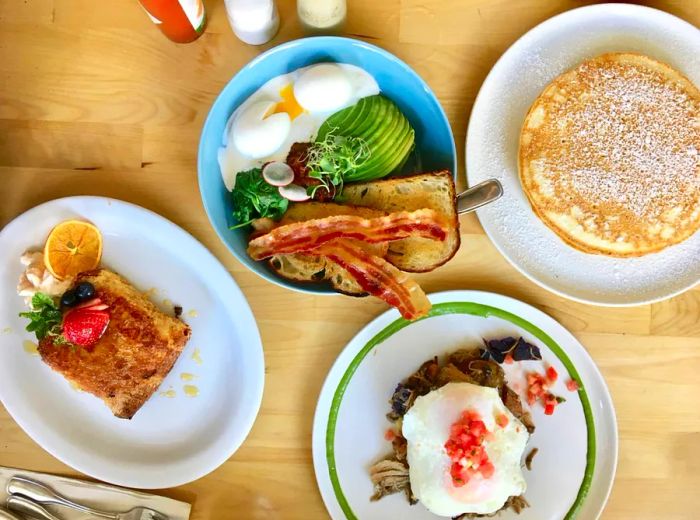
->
[308,241,432,320]
[247,209,448,261]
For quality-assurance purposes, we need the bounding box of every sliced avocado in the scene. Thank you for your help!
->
[346,116,408,181]
[355,124,414,181]
[349,97,391,141]
[316,94,416,183]
[358,117,412,172]
[360,102,401,146]
[317,96,374,140]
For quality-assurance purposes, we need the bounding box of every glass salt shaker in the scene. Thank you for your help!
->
[224,0,280,45]
[297,0,347,33]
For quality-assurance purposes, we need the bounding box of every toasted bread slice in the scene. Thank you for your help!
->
[38,269,191,419]
[340,171,459,272]
[269,203,388,296]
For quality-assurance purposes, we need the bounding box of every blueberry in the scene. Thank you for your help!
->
[60,290,78,308]
[75,282,95,301]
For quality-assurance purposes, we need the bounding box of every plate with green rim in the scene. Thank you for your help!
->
[312,290,617,520]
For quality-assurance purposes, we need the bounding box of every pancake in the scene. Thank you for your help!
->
[519,53,700,256]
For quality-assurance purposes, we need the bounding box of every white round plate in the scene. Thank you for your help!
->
[313,291,617,520]
[0,197,264,488]
[466,3,700,305]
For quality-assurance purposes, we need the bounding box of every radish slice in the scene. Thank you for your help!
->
[279,183,311,201]
[262,162,295,187]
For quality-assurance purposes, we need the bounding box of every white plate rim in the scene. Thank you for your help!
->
[464,3,700,307]
[0,196,265,488]
[312,290,619,519]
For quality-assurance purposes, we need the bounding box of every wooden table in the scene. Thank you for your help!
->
[1,1,699,518]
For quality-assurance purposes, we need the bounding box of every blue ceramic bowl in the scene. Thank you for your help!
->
[198,36,456,294]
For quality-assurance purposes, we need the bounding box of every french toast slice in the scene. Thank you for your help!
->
[38,269,191,419]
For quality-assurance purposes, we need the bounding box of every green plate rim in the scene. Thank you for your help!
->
[325,301,596,519]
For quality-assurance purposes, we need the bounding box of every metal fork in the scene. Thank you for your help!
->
[7,476,169,520]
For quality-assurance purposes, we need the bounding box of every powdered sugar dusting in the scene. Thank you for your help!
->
[466,4,700,304]
[536,57,700,222]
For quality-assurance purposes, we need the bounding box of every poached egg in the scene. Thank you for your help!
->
[218,62,379,190]
[402,382,529,517]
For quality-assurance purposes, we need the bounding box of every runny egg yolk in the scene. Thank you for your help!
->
[271,83,305,120]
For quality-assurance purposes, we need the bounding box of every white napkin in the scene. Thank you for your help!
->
[0,467,190,520]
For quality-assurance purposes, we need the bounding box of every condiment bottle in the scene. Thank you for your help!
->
[224,0,280,46]
[297,0,347,33]
[138,0,207,43]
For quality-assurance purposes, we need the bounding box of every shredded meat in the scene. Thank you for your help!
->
[369,459,415,503]
[525,447,539,471]
[437,363,477,386]
[502,385,535,434]
[453,495,530,518]
[373,349,534,516]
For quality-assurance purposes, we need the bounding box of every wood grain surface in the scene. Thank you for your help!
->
[1,1,699,519]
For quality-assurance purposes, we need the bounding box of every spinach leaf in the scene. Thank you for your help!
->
[230,168,289,229]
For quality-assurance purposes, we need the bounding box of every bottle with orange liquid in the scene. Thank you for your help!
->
[138,0,207,43]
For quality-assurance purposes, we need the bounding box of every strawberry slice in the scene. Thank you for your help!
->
[62,309,110,348]
[74,298,102,310]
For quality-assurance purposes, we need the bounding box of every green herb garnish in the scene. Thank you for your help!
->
[305,130,370,198]
[230,168,289,229]
[19,293,64,342]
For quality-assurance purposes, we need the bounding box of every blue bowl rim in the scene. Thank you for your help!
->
[197,35,457,295]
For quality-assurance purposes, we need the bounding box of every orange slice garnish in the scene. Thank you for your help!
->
[43,220,103,280]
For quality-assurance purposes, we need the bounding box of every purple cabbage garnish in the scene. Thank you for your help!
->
[481,337,542,363]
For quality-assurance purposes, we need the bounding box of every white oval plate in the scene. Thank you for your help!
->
[312,291,617,520]
[466,3,700,305]
[0,197,265,489]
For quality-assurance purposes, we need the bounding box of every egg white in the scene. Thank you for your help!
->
[218,63,380,190]
[402,382,529,517]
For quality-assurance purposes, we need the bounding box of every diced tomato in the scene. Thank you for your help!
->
[384,429,396,441]
[445,409,495,487]
[504,353,514,364]
[566,379,579,392]
[526,369,567,416]
[469,421,486,438]
[496,413,509,428]
[480,461,495,478]
[543,394,558,415]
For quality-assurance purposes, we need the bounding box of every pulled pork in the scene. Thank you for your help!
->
[453,495,530,519]
[371,348,534,515]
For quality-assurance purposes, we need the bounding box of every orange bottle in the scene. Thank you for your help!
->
[138,0,207,43]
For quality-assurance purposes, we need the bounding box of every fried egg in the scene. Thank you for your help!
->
[402,382,529,517]
[218,63,379,190]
